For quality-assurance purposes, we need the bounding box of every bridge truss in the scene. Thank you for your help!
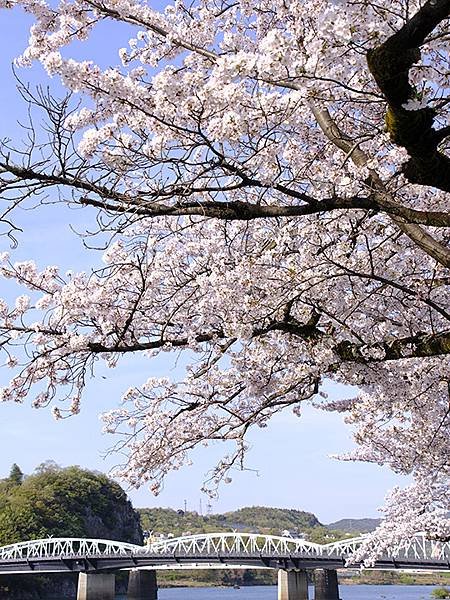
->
[146,532,450,564]
[0,533,448,574]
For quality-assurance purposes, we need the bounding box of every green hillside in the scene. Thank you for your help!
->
[0,463,142,599]
[138,505,353,544]
[0,463,142,546]
[225,506,320,530]
[139,507,224,536]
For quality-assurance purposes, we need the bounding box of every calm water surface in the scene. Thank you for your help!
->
[117,585,440,600]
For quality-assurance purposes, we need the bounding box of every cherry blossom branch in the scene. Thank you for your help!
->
[84,0,217,62]
[6,319,446,364]
[2,159,449,227]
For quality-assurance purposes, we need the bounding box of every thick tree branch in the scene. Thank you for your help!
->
[367,0,450,191]
[335,330,450,363]
[2,160,450,227]
[85,327,450,363]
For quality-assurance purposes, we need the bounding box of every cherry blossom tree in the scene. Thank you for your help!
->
[0,0,449,558]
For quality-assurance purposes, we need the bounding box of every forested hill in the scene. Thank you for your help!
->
[0,463,143,546]
[138,506,349,543]
[139,506,383,542]
[224,506,320,530]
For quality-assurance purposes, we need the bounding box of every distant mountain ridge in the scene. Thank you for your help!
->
[326,518,381,533]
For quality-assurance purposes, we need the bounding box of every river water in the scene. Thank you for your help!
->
[117,585,441,600]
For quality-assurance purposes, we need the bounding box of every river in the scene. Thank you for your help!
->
[116,585,441,600]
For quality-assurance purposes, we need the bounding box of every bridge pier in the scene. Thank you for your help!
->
[128,569,158,600]
[314,569,339,600]
[77,573,115,600]
[278,569,308,600]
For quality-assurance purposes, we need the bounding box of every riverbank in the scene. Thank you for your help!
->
[342,572,450,586]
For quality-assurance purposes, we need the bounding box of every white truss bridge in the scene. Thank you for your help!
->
[146,532,450,563]
[0,533,448,574]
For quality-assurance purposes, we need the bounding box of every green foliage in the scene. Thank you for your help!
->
[0,464,142,546]
[223,506,320,532]
[139,507,226,537]
[139,505,354,545]
[7,464,24,487]
[432,588,450,599]
[307,526,352,544]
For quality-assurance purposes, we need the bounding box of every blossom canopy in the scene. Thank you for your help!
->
[0,0,449,560]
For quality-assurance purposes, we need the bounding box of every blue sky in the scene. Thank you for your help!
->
[0,8,408,524]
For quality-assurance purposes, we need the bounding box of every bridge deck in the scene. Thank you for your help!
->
[0,534,448,574]
[0,555,449,574]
